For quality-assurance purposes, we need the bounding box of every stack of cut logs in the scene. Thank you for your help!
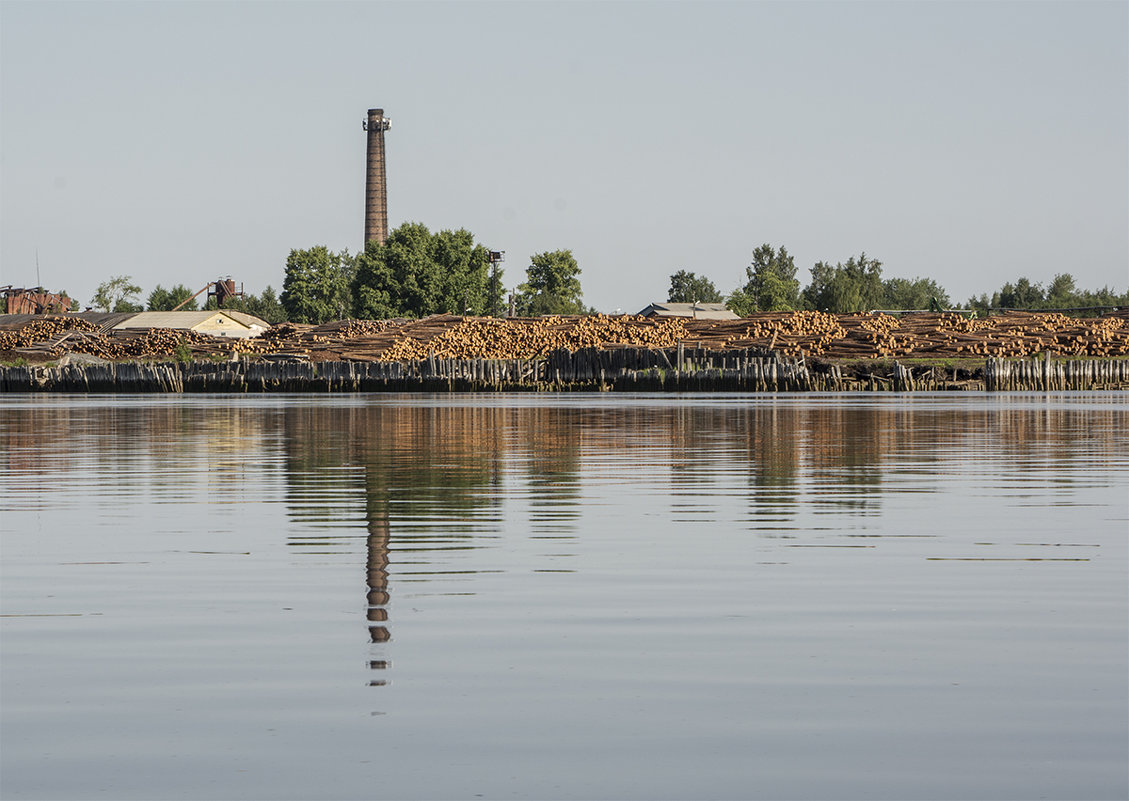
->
[0,316,100,350]
[673,311,1129,360]
[381,315,691,361]
[1,310,1126,363]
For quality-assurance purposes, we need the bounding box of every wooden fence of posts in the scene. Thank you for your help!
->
[1,347,1127,393]
[984,354,1129,391]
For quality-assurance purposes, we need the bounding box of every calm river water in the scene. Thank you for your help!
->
[1,393,1126,801]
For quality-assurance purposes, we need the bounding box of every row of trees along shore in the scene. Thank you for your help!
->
[281,223,588,323]
[79,223,1126,324]
[669,245,1127,318]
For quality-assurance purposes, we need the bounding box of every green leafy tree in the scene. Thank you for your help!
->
[147,286,170,310]
[996,277,1045,309]
[667,270,723,304]
[249,286,287,324]
[280,246,351,324]
[881,277,951,310]
[351,223,497,319]
[432,228,494,315]
[147,283,198,311]
[1045,273,1078,308]
[725,288,756,317]
[1076,285,1129,309]
[967,274,1128,316]
[742,245,800,313]
[967,292,992,317]
[352,236,400,320]
[801,254,884,313]
[92,275,142,313]
[514,250,586,316]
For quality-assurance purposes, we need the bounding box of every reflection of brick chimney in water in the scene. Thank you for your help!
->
[366,511,391,686]
[364,108,391,247]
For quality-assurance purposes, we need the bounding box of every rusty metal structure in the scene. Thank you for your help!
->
[363,108,392,247]
[2,286,72,315]
[170,278,244,311]
[210,278,244,307]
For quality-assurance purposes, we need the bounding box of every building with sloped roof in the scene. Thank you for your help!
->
[110,311,269,338]
[636,302,739,321]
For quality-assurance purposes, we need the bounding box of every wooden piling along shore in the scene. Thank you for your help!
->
[1,348,1127,393]
[984,355,1129,391]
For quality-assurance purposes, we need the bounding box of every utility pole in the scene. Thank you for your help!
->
[488,251,504,317]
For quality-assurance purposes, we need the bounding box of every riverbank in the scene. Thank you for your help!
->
[2,348,1126,393]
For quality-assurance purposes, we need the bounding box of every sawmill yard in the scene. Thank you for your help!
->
[2,310,1127,370]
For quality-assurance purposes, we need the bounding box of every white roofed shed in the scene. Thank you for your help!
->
[111,311,269,339]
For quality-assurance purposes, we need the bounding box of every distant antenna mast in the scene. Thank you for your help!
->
[36,249,41,290]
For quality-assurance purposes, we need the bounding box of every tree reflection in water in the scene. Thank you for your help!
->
[274,397,1124,689]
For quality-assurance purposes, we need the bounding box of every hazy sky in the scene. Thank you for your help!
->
[2,0,1126,313]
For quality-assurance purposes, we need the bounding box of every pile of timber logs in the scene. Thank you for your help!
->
[0,315,100,351]
[233,316,454,362]
[381,315,691,361]
[2,311,1126,364]
[675,310,1129,360]
[3,325,221,361]
[96,329,226,360]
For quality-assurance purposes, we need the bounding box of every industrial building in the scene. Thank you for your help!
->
[2,286,73,314]
[636,302,739,320]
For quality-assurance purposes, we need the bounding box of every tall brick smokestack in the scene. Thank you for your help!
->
[364,108,391,247]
